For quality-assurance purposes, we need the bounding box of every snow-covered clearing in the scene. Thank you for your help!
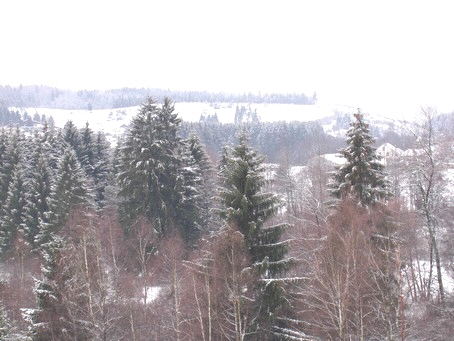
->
[13,102,358,137]
[13,101,420,147]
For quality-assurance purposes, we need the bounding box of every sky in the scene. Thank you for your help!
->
[1,0,454,118]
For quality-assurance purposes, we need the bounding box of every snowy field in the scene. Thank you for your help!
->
[15,101,408,144]
[14,102,347,143]
[17,102,340,127]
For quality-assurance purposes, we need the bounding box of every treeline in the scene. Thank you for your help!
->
[1,100,343,166]
[0,84,317,110]
[181,120,342,165]
[0,99,452,340]
[0,103,54,127]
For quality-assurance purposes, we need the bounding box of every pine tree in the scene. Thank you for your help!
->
[92,131,112,208]
[37,147,92,246]
[0,165,27,255]
[177,138,205,245]
[79,122,97,177]
[218,133,293,340]
[329,111,390,206]
[0,128,27,255]
[23,149,53,248]
[185,134,216,233]
[77,123,111,209]
[0,127,24,208]
[62,120,83,164]
[117,97,183,236]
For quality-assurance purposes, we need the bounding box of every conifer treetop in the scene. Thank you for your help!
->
[329,110,390,206]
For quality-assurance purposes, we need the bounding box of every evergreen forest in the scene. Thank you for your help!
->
[0,96,452,340]
[0,85,317,110]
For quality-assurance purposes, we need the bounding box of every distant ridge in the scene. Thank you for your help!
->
[0,85,317,110]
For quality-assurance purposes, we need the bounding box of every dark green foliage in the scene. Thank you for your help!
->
[180,120,332,165]
[329,111,390,206]
[37,148,92,246]
[23,148,53,248]
[0,166,27,255]
[218,133,292,339]
[177,141,204,245]
[117,97,180,233]
[79,122,96,177]
[62,120,83,162]
[0,127,24,206]
[0,128,27,255]
[185,134,216,232]
[78,123,112,208]
[92,131,112,208]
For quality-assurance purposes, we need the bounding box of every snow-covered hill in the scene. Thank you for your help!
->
[14,102,414,144]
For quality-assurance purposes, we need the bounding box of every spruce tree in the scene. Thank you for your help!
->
[92,131,111,208]
[329,111,389,206]
[23,149,53,248]
[185,134,216,232]
[0,127,24,207]
[0,128,27,255]
[0,165,27,255]
[117,97,184,237]
[79,122,97,177]
[218,134,293,340]
[37,147,92,246]
[62,120,83,164]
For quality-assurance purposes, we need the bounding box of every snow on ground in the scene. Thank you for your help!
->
[15,102,347,146]
[15,102,346,131]
[180,102,337,123]
[322,153,345,165]
[402,260,454,296]
[15,106,140,144]
[143,286,162,304]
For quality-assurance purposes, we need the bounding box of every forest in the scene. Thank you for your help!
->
[0,85,317,110]
[0,96,452,340]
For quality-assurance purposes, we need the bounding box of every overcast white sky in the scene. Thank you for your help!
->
[1,0,453,117]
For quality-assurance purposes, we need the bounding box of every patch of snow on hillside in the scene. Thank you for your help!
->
[175,102,335,123]
[13,103,410,147]
[323,153,345,165]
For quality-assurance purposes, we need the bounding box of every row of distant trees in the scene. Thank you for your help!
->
[0,98,452,340]
[0,85,317,110]
[0,104,54,127]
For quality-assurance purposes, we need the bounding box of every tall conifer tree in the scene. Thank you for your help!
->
[218,134,293,340]
[117,97,197,240]
[0,166,27,254]
[23,150,53,248]
[36,147,92,247]
[92,131,111,208]
[185,134,216,232]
